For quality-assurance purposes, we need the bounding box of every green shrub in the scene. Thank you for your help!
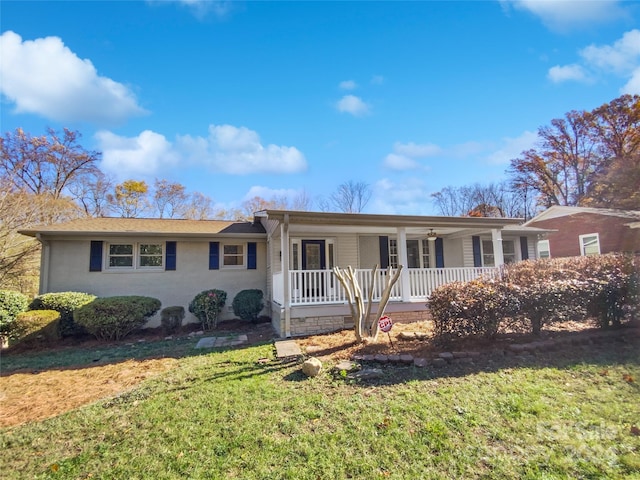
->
[428,279,519,340]
[232,289,264,324]
[12,310,61,345]
[29,291,96,337]
[189,289,226,330]
[74,296,161,341]
[160,306,185,335]
[0,290,30,342]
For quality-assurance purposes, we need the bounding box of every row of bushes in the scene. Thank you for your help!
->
[1,287,265,346]
[427,254,639,340]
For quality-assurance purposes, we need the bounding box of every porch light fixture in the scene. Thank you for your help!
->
[427,229,438,241]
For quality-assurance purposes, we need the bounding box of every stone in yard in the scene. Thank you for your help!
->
[439,352,454,362]
[374,354,389,363]
[195,337,217,349]
[388,354,401,363]
[432,358,447,368]
[334,360,359,372]
[400,354,414,364]
[302,357,323,377]
[413,358,429,368]
[399,332,417,340]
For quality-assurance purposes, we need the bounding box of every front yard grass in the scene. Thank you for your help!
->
[2,338,639,479]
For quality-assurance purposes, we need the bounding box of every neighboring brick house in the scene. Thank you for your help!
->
[524,206,640,258]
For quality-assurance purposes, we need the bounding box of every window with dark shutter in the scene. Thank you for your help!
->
[247,242,257,269]
[209,242,220,270]
[165,241,177,270]
[379,236,389,268]
[435,238,445,268]
[89,241,103,272]
[472,236,482,267]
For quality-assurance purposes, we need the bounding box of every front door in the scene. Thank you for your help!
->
[301,240,326,298]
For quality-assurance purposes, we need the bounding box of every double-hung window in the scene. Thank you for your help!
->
[481,239,516,267]
[108,243,163,269]
[579,233,600,256]
[537,239,551,259]
[388,238,431,268]
[223,244,245,267]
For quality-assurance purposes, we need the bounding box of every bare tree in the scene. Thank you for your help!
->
[0,127,101,199]
[153,179,188,218]
[67,172,114,217]
[322,180,372,213]
[183,192,214,220]
[431,182,531,218]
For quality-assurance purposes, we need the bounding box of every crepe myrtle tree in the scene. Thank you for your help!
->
[333,264,403,343]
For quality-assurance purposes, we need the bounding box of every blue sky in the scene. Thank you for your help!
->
[2,1,639,215]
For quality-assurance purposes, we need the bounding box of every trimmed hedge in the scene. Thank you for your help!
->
[29,292,96,337]
[12,310,61,346]
[74,296,161,341]
[0,290,30,342]
[189,289,226,330]
[232,289,264,324]
[428,253,639,340]
[160,306,185,335]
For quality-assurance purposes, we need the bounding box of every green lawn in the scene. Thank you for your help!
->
[2,336,639,479]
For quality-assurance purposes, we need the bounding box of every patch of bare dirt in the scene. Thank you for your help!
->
[0,320,277,428]
[296,319,603,361]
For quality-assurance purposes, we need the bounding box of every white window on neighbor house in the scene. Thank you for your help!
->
[108,243,163,269]
[579,233,601,256]
[481,239,516,267]
[537,239,551,259]
[222,243,245,267]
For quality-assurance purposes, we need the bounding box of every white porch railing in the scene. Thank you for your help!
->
[273,267,500,306]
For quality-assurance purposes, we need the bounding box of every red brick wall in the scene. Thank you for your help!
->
[529,213,640,258]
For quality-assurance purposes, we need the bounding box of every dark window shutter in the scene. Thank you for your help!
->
[379,236,389,268]
[247,242,257,269]
[209,242,219,270]
[89,241,103,272]
[165,241,177,270]
[472,236,482,267]
[520,236,529,260]
[435,237,445,268]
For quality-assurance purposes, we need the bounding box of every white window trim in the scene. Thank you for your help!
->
[480,238,517,267]
[537,239,551,259]
[579,233,601,256]
[389,237,432,269]
[106,242,164,271]
[221,242,246,269]
[289,238,336,270]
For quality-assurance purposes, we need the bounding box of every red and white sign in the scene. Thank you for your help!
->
[378,315,393,333]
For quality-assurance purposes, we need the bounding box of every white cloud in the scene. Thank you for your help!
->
[580,29,640,74]
[244,186,300,200]
[487,130,538,165]
[502,0,627,31]
[383,141,442,171]
[622,67,640,94]
[383,154,420,171]
[336,95,371,117]
[97,124,307,179]
[370,178,434,215]
[0,31,146,125]
[178,124,307,174]
[548,64,590,83]
[339,80,357,90]
[96,130,178,178]
[147,0,233,18]
[547,29,640,93]
[393,141,442,158]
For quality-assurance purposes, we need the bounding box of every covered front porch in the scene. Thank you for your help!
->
[272,266,500,306]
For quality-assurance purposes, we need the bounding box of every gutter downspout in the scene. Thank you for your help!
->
[281,214,291,337]
[36,234,50,294]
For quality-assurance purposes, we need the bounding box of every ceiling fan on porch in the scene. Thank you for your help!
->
[427,229,438,241]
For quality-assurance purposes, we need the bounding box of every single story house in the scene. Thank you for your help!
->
[524,206,640,258]
[20,210,549,337]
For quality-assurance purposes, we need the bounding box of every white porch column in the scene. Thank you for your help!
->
[397,227,411,302]
[491,228,504,267]
[280,214,291,337]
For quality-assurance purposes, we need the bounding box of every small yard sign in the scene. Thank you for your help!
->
[378,315,393,333]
